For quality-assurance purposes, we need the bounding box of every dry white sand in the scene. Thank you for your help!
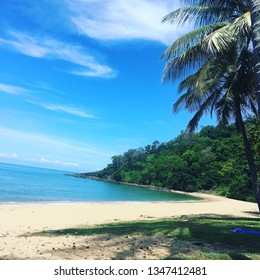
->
[0,193,258,259]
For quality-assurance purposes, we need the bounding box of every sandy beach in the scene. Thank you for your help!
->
[0,193,258,260]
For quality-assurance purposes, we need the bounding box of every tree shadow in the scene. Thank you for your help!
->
[27,215,260,260]
[243,211,260,216]
[228,253,251,260]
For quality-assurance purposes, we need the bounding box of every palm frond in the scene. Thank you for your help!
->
[228,11,251,38]
[163,0,255,133]
[178,74,197,93]
[248,98,258,116]
[162,20,243,83]
[186,92,218,131]
[162,42,208,82]
[162,22,227,59]
[191,53,231,92]
[204,13,251,53]
[173,91,193,113]
[205,24,233,52]
[215,90,234,125]
[182,0,249,13]
[162,6,231,27]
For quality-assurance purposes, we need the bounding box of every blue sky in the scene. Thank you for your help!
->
[0,0,215,172]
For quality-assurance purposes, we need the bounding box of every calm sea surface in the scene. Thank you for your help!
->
[0,162,199,203]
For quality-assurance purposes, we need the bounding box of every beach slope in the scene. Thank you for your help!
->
[0,193,258,259]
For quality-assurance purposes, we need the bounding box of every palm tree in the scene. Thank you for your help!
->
[250,0,260,117]
[162,0,260,210]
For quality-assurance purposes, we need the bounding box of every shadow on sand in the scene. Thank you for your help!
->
[23,215,260,260]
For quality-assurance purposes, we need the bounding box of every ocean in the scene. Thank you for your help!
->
[0,162,199,203]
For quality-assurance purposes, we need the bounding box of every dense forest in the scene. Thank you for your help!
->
[77,123,260,202]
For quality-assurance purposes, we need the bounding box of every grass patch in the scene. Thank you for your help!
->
[37,216,260,259]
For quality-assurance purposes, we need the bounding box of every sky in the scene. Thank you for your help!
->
[0,0,216,172]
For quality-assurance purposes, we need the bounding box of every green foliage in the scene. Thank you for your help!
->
[82,123,258,202]
[249,123,260,154]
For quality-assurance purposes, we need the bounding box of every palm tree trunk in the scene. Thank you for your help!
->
[250,0,260,118]
[234,96,260,211]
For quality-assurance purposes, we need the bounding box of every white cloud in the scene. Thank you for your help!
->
[0,31,116,78]
[66,0,187,44]
[72,68,118,78]
[19,156,79,168]
[0,152,18,159]
[40,157,79,167]
[0,83,28,95]
[26,100,98,119]
[43,104,97,119]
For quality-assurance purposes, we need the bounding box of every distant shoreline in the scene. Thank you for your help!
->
[73,174,169,191]
[69,173,202,197]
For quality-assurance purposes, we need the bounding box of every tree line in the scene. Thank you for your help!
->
[79,122,260,203]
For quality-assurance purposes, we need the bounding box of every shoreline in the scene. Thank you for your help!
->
[69,174,244,203]
[0,192,258,230]
[0,199,202,206]
[70,174,180,192]
[0,191,204,206]
[69,174,217,201]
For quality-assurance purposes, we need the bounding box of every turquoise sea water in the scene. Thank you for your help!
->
[0,162,199,203]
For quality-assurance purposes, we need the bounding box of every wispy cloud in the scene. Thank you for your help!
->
[40,157,79,167]
[23,82,68,96]
[0,152,18,159]
[26,100,98,119]
[0,31,116,78]
[8,155,79,168]
[66,0,187,44]
[0,83,28,95]
[41,104,98,119]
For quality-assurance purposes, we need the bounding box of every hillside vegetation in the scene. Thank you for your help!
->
[78,124,260,202]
